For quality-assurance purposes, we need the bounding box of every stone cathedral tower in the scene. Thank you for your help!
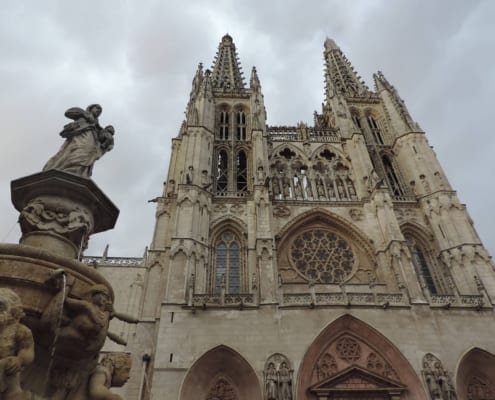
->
[98,35,495,400]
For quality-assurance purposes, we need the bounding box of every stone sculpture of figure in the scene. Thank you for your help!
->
[423,362,442,400]
[88,352,131,400]
[43,104,115,178]
[294,177,303,198]
[282,179,291,198]
[0,288,35,400]
[265,362,278,400]
[316,178,325,198]
[278,362,292,400]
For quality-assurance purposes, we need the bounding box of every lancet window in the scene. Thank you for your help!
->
[367,115,385,145]
[236,150,248,192]
[404,233,439,295]
[210,230,244,294]
[218,110,229,140]
[382,155,405,196]
[215,150,229,192]
[236,110,247,140]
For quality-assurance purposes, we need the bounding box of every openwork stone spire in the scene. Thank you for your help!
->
[324,38,369,98]
[211,34,245,92]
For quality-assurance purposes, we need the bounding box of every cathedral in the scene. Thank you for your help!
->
[90,35,495,400]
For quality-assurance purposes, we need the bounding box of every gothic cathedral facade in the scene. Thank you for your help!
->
[96,35,495,400]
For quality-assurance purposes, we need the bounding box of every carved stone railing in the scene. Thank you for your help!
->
[392,195,417,202]
[429,294,456,305]
[429,294,486,309]
[281,292,407,308]
[309,129,340,142]
[192,293,256,307]
[214,191,249,198]
[268,126,340,142]
[82,256,145,267]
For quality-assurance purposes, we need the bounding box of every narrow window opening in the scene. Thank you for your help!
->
[216,150,228,192]
[382,155,404,196]
[236,111,247,140]
[368,115,384,144]
[219,110,229,140]
[236,150,248,192]
[170,312,174,323]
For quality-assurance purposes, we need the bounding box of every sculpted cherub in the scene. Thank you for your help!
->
[88,353,131,400]
[0,288,35,400]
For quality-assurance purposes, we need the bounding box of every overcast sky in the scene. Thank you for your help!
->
[0,0,493,259]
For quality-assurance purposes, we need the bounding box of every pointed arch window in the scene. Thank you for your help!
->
[219,110,229,140]
[236,111,247,140]
[367,115,384,144]
[404,234,438,295]
[213,231,242,294]
[351,113,363,132]
[236,150,248,192]
[382,155,404,196]
[216,150,228,192]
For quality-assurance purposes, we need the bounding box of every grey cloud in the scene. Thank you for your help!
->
[0,0,493,257]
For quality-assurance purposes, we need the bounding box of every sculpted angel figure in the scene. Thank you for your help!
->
[43,104,115,178]
[0,288,35,400]
[88,353,131,400]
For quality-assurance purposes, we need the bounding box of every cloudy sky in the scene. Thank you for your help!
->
[1,0,494,258]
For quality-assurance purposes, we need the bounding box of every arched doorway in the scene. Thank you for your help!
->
[297,314,426,400]
[180,345,262,400]
[456,347,495,400]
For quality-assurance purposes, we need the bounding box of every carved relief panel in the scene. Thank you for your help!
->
[311,335,400,384]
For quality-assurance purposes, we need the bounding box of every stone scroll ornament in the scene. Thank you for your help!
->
[43,104,115,178]
[0,288,35,400]
[422,353,457,400]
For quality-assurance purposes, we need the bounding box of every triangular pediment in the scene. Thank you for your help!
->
[309,366,405,394]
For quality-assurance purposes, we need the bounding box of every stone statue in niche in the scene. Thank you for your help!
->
[422,353,457,400]
[265,363,278,400]
[88,352,131,400]
[264,354,293,400]
[279,362,292,400]
[294,177,303,198]
[0,288,35,400]
[316,178,325,199]
[43,104,115,178]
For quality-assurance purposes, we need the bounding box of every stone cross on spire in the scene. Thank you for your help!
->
[324,37,369,98]
[210,34,245,92]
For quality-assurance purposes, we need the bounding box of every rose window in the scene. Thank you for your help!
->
[289,229,355,283]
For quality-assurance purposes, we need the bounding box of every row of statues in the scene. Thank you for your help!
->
[271,174,356,201]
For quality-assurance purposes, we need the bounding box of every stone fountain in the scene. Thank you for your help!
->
[0,105,132,399]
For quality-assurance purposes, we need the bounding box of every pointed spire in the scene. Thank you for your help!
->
[211,34,245,92]
[373,71,417,130]
[324,37,369,98]
[250,66,261,92]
